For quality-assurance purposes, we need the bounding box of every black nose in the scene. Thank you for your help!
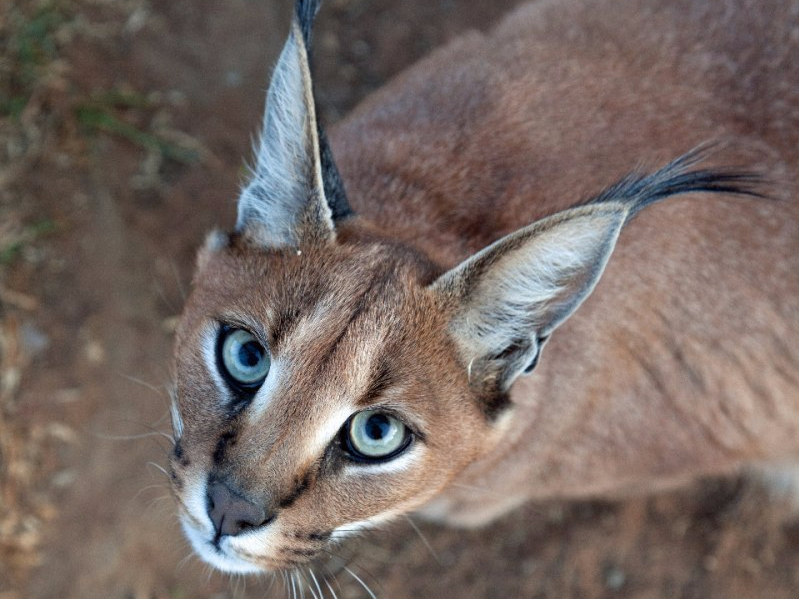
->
[207,479,271,538]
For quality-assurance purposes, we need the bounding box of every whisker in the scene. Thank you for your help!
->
[344,566,378,599]
[263,570,278,597]
[323,575,339,599]
[169,258,187,302]
[403,515,442,566]
[308,567,325,599]
[324,560,345,594]
[118,372,170,397]
[146,461,172,480]
[280,570,288,599]
[94,429,175,443]
[297,568,318,599]
[131,482,169,502]
[299,569,308,599]
[153,271,181,314]
[290,570,298,599]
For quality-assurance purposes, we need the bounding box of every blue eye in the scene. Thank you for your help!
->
[344,410,411,461]
[219,328,270,388]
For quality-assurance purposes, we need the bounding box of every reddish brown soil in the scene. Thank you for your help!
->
[1,1,797,598]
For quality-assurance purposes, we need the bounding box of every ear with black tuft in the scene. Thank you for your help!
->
[236,0,351,249]
[430,147,763,401]
[431,204,628,399]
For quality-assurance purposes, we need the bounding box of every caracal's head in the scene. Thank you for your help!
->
[169,0,760,574]
[173,221,498,572]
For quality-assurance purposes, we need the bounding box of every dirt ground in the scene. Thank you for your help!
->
[1,0,798,597]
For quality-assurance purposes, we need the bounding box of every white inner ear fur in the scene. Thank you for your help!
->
[449,208,626,374]
[236,22,332,248]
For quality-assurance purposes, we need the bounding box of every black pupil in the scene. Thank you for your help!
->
[365,414,391,441]
[238,341,263,368]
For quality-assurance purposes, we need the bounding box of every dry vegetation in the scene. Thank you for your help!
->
[0,0,194,590]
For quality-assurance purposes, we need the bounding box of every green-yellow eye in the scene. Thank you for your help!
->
[345,410,410,461]
[219,328,270,388]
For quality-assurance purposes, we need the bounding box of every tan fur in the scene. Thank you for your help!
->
[171,0,799,572]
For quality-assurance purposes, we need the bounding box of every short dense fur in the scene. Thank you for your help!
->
[171,0,799,574]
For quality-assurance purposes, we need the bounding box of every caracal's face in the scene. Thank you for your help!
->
[169,231,488,572]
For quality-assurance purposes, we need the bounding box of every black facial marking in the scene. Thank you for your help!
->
[213,429,238,466]
[173,440,190,467]
[169,465,183,491]
[278,470,313,509]
[307,530,331,542]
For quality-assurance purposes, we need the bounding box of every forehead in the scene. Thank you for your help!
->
[179,237,447,400]
[187,238,430,336]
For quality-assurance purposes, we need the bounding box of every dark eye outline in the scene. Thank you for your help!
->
[216,324,270,398]
[339,410,415,464]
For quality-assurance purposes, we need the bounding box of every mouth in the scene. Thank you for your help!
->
[180,518,266,574]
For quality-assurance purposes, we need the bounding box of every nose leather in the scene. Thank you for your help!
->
[207,479,270,538]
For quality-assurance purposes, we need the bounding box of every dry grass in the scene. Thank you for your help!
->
[0,0,115,588]
[0,0,204,588]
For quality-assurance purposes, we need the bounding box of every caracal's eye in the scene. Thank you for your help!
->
[219,327,270,389]
[344,410,411,461]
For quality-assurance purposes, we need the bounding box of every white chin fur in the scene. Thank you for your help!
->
[180,518,265,574]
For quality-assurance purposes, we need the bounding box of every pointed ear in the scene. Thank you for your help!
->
[236,0,350,248]
[431,203,628,393]
[429,145,764,397]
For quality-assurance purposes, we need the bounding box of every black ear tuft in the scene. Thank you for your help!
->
[294,0,354,222]
[295,0,323,49]
[586,144,767,223]
[318,126,353,221]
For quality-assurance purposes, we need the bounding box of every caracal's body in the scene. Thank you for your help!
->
[170,0,798,573]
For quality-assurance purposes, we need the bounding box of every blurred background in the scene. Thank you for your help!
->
[1,0,797,597]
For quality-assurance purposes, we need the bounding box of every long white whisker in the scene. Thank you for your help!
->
[324,576,339,599]
[118,372,169,397]
[169,259,187,302]
[152,271,180,314]
[301,569,314,599]
[146,461,171,480]
[308,568,324,599]
[299,570,308,599]
[403,515,442,565]
[344,566,378,599]
[94,429,175,443]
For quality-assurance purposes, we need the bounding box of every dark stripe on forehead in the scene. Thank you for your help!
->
[270,304,303,351]
[270,254,392,352]
[356,357,395,407]
[270,275,333,351]
[316,267,395,368]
